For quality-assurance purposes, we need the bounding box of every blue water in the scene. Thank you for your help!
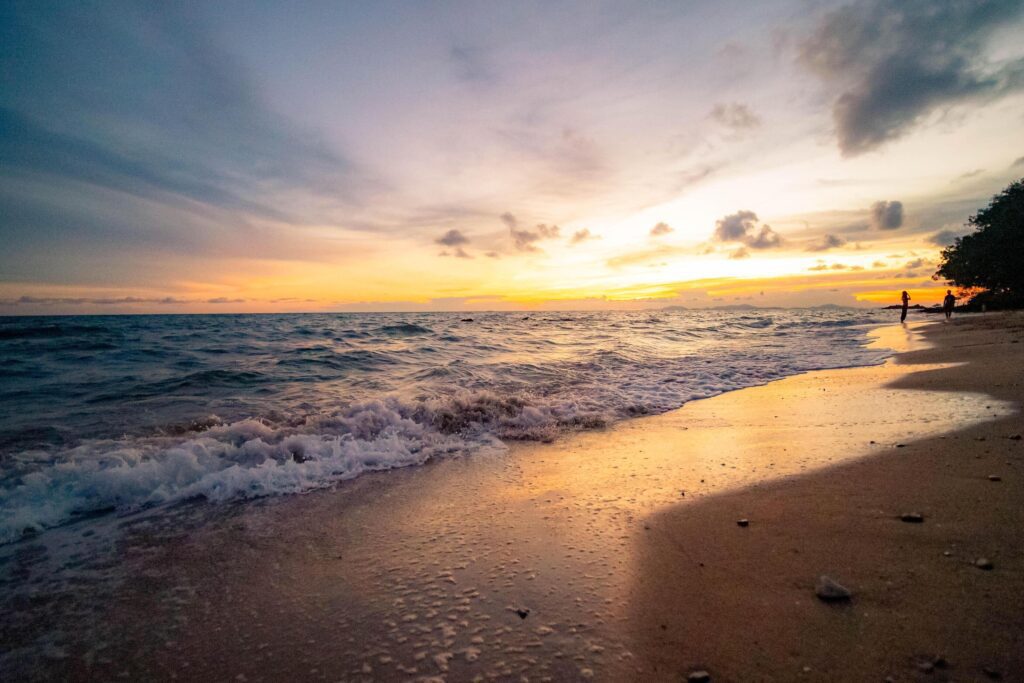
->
[0,309,891,543]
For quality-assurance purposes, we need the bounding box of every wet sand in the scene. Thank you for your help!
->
[3,314,1023,681]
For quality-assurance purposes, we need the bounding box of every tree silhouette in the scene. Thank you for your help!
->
[935,178,1024,309]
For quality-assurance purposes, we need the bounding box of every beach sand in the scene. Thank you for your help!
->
[3,314,1023,681]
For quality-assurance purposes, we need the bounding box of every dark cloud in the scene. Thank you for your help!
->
[746,225,782,249]
[870,200,904,229]
[927,229,964,246]
[435,229,470,247]
[570,228,596,244]
[729,247,750,259]
[806,233,847,251]
[502,213,559,252]
[206,297,246,304]
[710,103,761,130]
[650,222,674,237]
[800,0,1024,155]
[712,210,783,249]
[714,210,759,242]
[1012,156,1024,168]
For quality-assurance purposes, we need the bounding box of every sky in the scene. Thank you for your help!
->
[2,0,1023,314]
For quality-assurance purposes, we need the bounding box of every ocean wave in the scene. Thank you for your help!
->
[0,323,108,340]
[379,323,433,336]
[0,309,894,544]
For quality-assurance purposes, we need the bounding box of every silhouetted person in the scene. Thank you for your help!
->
[900,290,910,323]
[943,290,956,320]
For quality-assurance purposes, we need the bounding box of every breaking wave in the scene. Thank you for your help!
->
[0,309,893,543]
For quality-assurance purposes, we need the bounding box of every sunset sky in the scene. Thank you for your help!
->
[2,0,1024,314]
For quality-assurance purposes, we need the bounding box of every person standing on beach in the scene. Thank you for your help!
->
[900,290,910,323]
[943,290,956,320]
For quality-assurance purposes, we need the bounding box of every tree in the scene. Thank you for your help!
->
[935,178,1024,309]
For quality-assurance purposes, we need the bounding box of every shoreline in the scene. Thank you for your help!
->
[2,314,1022,681]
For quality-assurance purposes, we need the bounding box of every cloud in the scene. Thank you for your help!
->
[502,212,560,252]
[570,228,596,244]
[0,4,366,220]
[650,222,674,237]
[712,210,783,249]
[800,0,1024,155]
[806,233,847,252]
[1,295,245,306]
[537,224,560,239]
[729,247,750,259]
[904,258,927,269]
[714,210,759,242]
[439,247,473,259]
[956,169,984,181]
[710,103,761,130]
[927,229,964,246]
[1012,156,1024,168]
[449,45,498,85]
[746,225,782,249]
[606,244,688,268]
[870,200,904,230]
[435,229,470,247]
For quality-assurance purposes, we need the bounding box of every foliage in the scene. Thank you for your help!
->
[935,179,1024,308]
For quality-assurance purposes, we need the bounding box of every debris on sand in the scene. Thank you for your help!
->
[736,519,749,527]
[815,575,852,602]
[899,512,924,523]
[974,558,994,570]
[687,670,711,682]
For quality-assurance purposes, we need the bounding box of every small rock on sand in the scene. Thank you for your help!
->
[815,575,852,602]
[736,519,749,527]
[687,671,711,682]
[1009,434,1022,441]
[900,513,924,523]
[988,475,1002,481]
[975,558,994,570]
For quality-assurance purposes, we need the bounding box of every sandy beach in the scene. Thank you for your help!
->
[3,313,1023,682]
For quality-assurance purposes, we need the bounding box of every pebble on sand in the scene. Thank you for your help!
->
[815,575,852,602]
[988,475,1002,481]
[736,519,749,527]
[687,670,711,682]
[975,558,994,570]
[899,513,924,523]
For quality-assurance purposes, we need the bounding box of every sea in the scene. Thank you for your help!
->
[0,308,893,545]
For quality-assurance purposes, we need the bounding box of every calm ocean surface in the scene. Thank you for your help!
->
[0,309,891,543]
